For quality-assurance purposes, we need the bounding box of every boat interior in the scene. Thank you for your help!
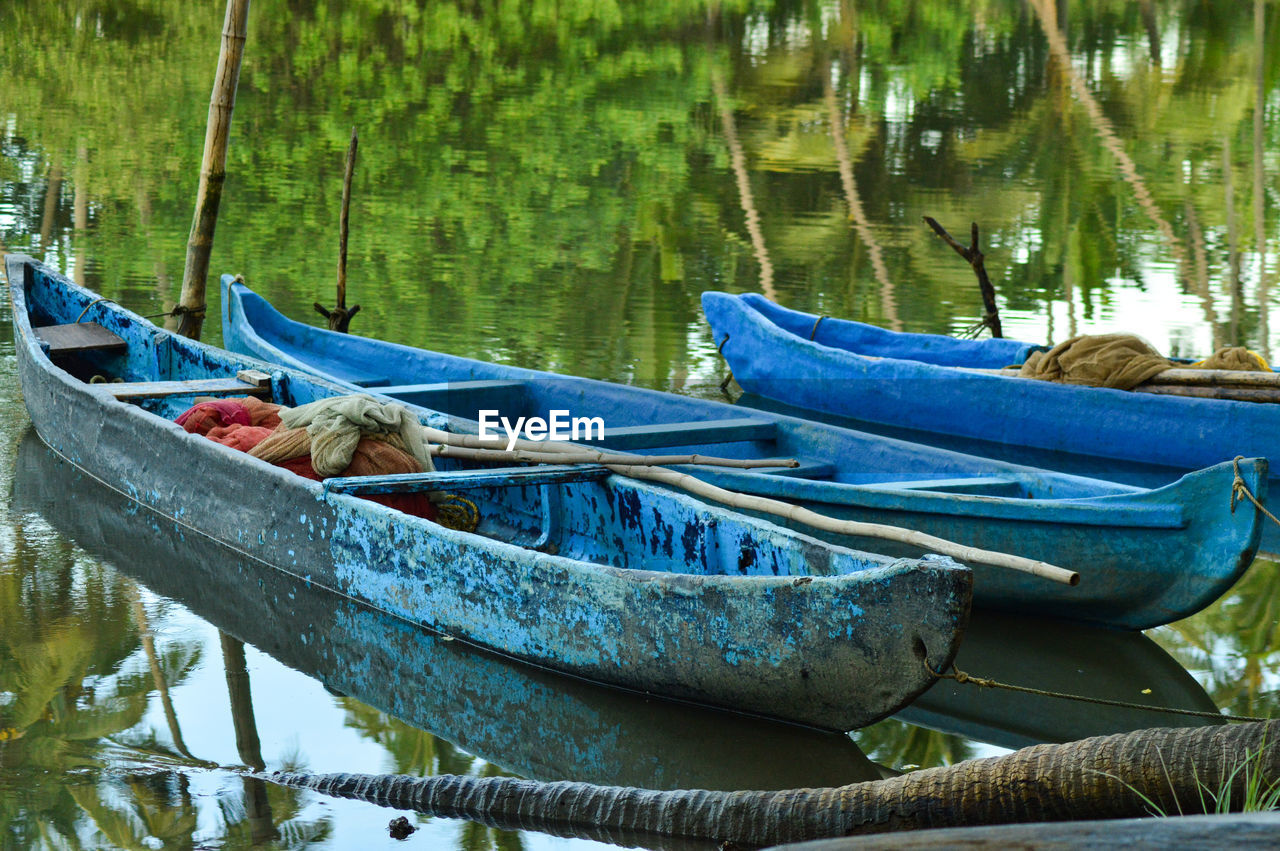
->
[230,290,1114,501]
[21,274,909,580]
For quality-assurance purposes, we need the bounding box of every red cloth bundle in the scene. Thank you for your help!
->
[176,398,435,521]
[176,397,284,435]
[176,399,252,435]
[205,424,275,452]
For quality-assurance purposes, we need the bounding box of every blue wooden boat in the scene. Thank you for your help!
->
[12,430,883,791]
[15,433,1224,781]
[222,276,1267,630]
[5,254,972,732]
[703,290,1280,500]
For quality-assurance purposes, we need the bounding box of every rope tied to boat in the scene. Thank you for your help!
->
[809,315,827,341]
[74,297,112,323]
[924,660,1269,723]
[1230,455,1280,530]
[716,333,736,394]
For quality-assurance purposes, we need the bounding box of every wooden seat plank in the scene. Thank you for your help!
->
[98,376,271,400]
[35,322,126,355]
[864,477,1023,495]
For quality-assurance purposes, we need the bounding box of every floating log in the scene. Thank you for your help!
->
[258,721,1280,848]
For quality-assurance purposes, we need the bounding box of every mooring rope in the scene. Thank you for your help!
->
[1231,455,1280,530]
[924,660,1269,723]
[809,315,827,341]
[74,297,111,323]
[716,333,735,394]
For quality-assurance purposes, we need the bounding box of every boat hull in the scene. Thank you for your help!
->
[222,278,1267,628]
[13,431,885,790]
[6,255,971,731]
[704,290,1280,501]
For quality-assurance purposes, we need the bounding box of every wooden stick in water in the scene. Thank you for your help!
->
[315,127,362,332]
[178,0,251,340]
[923,216,1003,338]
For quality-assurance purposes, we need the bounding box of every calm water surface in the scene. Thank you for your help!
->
[3,1,1280,847]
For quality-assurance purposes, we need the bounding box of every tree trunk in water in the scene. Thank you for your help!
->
[262,721,1277,847]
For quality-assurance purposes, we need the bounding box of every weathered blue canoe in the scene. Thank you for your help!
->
[223,276,1267,629]
[13,430,882,790]
[703,290,1280,496]
[6,254,972,732]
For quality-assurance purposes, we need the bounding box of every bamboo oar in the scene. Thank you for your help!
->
[425,429,1077,585]
[421,425,795,468]
[1131,385,1280,403]
[433,444,799,470]
[972,366,1280,399]
[607,464,1075,586]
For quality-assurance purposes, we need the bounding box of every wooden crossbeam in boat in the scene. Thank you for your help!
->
[862,476,1023,495]
[595,418,777,451]
[98,369,273,400]
[378,379,528,410]
[380,379,527,395]
[35,322,127,356]
[323,464,611,495]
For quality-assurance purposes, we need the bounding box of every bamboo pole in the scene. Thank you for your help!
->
[1131,385,1280,403]
[433,444,799,470]
[605,464,1077,584]
[73,143,88,286]
[972,363,1280,394]
[315,127,362,332]
[423,427,1076,584]
[177,0,251,340]
[1254,0,1271,362]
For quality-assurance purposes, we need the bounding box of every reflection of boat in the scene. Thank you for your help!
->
[223,277,1266,629]
[8,254,970,731]
[704,290,1278,496]
[11,429,882,791]
[897,610,1225,751]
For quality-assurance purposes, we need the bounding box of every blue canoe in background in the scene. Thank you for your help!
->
[703,290,1280,503]
[7,254,974,732]
[222,276,1267,629]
